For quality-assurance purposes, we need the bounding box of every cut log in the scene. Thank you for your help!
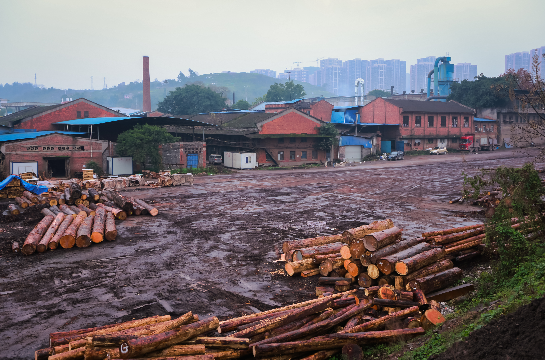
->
[369,237,426,264]
[193,337,249,349]
[377,287,396,300]
[395,248,446,276]
[146,344,206,356]
[377,276,394,287]
[363,226,402,251]
[455,251,481,262]
[422,224,483,238]
[88,188,100,201]
[111,191,134,213]
[58,194,66,205]
[340,245,352,259]
[335,280,351,292]
[319,258,344,276]
[64,188,72,204]
[342,219,394,243]
[445,233,486,249]
[314,253,343,263]
[49,215,74,250]
[118,317,219,358]
[133,198,159,216]
[23,190,38,203]
[359,252,373,266]
[22,215,55,255]
[403,259,454,284]
[282,234,344,254]
[372,299,420,308]
[395,276,404,290]
[48,347,85,360]
[59,212,87,249]
[41,208,56,217]
[433,227,484,245]
[48,198,58,206]
[8,204,20,215]
[318,277,352,285]
[15,196,29,208]
[35,347,54,360]
[292,243,344,261]
[77,204,95,216]
[69,182,82,202]
[342,343,363,360]
[346,260,364,277]
[12,242,20,253]
[301,268,320,277]
[367,264,380,279]
[90,334,139,347]
[426,283,475,302]
[420,309,445,330]
[59,204,77,217]
[76,214,94,248]
[330,267,348,278]
[300,350,339,360]
[101,204,127,220]
[285,258,316,276]
[49,205,62,215]
[406,267,463,294]
[91,207,106,243]
[105,211,117,241]
[69,205,84,216]
[341,306,420,333]
[37,212,65,252]
[445,235,486,254]
[357,273,375,288]
[394,290,414,301]
[376,243,433,275]
[149,312,197,336]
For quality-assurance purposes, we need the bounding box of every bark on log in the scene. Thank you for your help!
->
[426,284,475,302]
[76,214,94,248]
[292,243,344,262]
[59,204,77,217]
[363,227,402,251]
[101,204,127,220]
[22,215,55,255]
[146,344,206,356]
[372,299,420,308]
[330,267,348,278]
[376,243,433,275]
[403,317,421,329]
[395,248,446,276]
[149,312,196,336]
[341,343,363,360]
[301,268,321,277]
[347,260,364,277]
[342,219,394,243]
[413,290,427,305]
[285,258,316,276]
[69,182,82,202]
[318,277,352,285]
[403,259,454,284]
[49,205,62,215]
[77,204,95,216]
[42,208,56,217]
[60,212,87,249]
[377,276,394,287]
[64,188,72,205]
[445,237,485,254]
[35,347,54,360]
[357,273,375,288]
[23,190,38,203]
[111,192,134,213]
[58,194,66,205]
[105,211,117,241]
[377,287,396,300]
[8,204,20,215]
[12,242,20,253]
[15,196,29,208]
[91,207,106,243]
[341,306,420,333]
[319,258,344,276]
[37,212,65,252]
[455,251,481,262]
[422,224,483,238]
[433,227,484,245]
[335,280,351,292]
[193,337,249,349]
[118,317,219,358]
[48,347,85,360]
[90,334,139,347]
[445,233,486,249]
[282,234,344,255]
[88,188,100,201]
[300,350,339,360]
[406,268,463,294]
[314,253,342,263]
[49,215,74,250]
[367,264,380,279]
[369,237,426,265]
[69,205,84,216]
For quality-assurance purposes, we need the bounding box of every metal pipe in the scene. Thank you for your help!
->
[426,69,434,98]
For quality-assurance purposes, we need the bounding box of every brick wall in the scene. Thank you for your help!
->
[161,142,206,168]
[310,100,334,122]
[255,137,326,165]
[260,111,321,135]
[15,100,120,131]
[360,98,401,124]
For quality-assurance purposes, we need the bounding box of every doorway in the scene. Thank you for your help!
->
[46,158,68,178]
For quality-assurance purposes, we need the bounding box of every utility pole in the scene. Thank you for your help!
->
[103,77,107,89]
[91,76,93,90]
[34,73,37,87]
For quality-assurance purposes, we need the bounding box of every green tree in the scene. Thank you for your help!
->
[314,123,338,151]
[265,81,306,101]
[252,95,265,107]
[367,89,391,98]
[188,68,199,79]
[116,124,178,171]
[157,84,226,115]
[233,99,251,110]
[177,71,187,82]
[447,74,510,108]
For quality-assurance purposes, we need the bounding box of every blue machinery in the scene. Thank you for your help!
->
[426,57,454,101]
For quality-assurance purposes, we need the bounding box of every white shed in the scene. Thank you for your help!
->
[224,152,257,169]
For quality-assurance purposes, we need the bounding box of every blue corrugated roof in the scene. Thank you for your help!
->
[333,106,361,110]
[55,116,217,127]
[0,131,85,142]
[474,117,497,122]
[359,123,399,126]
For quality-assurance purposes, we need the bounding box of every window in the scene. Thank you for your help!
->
[451,138,458,144]
[77,111,82,118]
[452,116,458,127]
[301,151,307,159]
[266,152,273,161]
[84,111,89,118]
[278,151,284,160]
[301,137,307,142]
[490,125,494,132]
[463,117,469,127]
[427,138,434,144]
[278,138,284,144]
[403,116,409,127]
[415,116,421,127]
[441,116,446,127]
[289,137,296,143]
[428,116,434,127]
[312,150,317,159]
[290,151,295,160]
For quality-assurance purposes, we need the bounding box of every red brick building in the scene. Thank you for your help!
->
[360,98,480,151]
[265,99,333,122]
[0,99,123,131]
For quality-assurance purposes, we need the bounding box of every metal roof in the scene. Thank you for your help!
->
[54,116,217,127]
[383,99,475,114]
[0,131,86,142]
[474,117,497,122]
[358,123,399,126]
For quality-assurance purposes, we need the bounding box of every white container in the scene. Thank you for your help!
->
[223,151,233,168]
[232,152,257,169]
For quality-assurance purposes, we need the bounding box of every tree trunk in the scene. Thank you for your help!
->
[48,347,85,360]
[77,204,95,216]
[433,227,484,245]
[8,204,20,215]
[22,215,55,255]
[105,211,117,241]
[369,237,426,264]
[363,227,402,251]
[111,191,134,213]
[133,198,159,216]
[403,259,454,285]
[118,317,219,358]
[49,215,74,250]
[59,204,77,217]
[376,243,433,275]
[37,213,65,252]
[88,188,100,201]
[60,212,87,249]
[341,306,420,333]
[342,219,394,243]
[282,234,344,254]
[49,205,62,215]
[100,204,127,220]
[358,273,375,288]
[302,268,321,277]
[319,258,344,276]
[300,350,339,360]
[445,237,485,254]
[35,347,54,360]
[426,283,475,302]
[41,208,55,218]
[406,267,463,294]
[91,207,107,243]
[347,260,364,277]
[395,248,446,276]
[372,299,420,308]
[15,196,29,208]
[367,264,380,279]
[76,214,94,248]
[69,182,82,202]
[422,224,483,238]
[292,242,344,262]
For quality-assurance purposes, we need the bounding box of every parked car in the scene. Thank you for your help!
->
[430,147,448,155]
[387,151,404,161]
[208,154,222,165]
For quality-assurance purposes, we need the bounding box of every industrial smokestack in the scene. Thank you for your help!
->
[390,86,394,95]
[143,56,151,112]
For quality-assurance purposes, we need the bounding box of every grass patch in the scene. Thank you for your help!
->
[170,166,232,176]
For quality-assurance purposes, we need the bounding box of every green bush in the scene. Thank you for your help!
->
[85,161,103,176]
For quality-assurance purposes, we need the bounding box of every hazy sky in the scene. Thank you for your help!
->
[2,0,544,90]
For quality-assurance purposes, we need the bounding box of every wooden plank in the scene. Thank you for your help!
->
[426,283,475,302]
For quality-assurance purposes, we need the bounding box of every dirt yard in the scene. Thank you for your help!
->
[0,149,542,359]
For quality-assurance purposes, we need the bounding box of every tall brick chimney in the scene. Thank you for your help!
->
[143,56,151,112]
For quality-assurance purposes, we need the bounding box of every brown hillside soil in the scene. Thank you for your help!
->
[431,296,545,360]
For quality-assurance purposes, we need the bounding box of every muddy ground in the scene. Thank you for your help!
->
[0,149,543,359]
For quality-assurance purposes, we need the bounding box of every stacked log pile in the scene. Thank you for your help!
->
[36,291,443,360]
[0,177,25,199]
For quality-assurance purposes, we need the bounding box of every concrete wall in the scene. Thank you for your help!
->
[161,142,207,169]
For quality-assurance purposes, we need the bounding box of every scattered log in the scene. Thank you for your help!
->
[367,264,380,279]
[406,268,463,294]
[193,337,250,349]
[342,343,363,360]
[422,224,483,238]
[335,280,351,292]
[395,248,446,276]
[77,204,95,216]
[282,234,344,255]
[105,211,117,241]
[319,258,344,276]
[369,237,426,264]
[49,205,62,215]
[455,250,481,262]
[49,215,74,250]
[372,299,420,308]
[426,283,475,302]
[8,204,20,215]
[41,208,56,217]
[15,196,29,208]
[403,259,454,284]
[302,268,321,277]
[22,215,55,255]
[37,213,65,252]
[433,227,484,245]
[76,214,94,248]
[91,207,107,243]
[376,243,433,275]
[341,306,420,333]
[59,212,87,248]
[363,227,402,251]
[118,317,219,358]
[100,204,127,220]
[292,243,344,262]
[357,273,375,288]
[88,188,100,201]
[111,191,134,213]
[12,242,20,253]
[35,347,54,360]
[59,204,77,217]
[342,219,394,243]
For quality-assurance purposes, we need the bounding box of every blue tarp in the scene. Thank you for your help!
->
[0,175,48,195]
[344,109,358,124]
[331,112,345,123]
[339,136,372,148]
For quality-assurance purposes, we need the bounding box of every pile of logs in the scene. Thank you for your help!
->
[0,177,25,199]
[35,290,444,360]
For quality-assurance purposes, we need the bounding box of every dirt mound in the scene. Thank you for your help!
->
[431,296,545,360]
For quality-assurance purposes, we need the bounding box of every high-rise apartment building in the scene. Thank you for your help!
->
[320,58,343,95]
[410,56,436,93]
[505,51,530,73]
[530,46,545,78]
[454,63,478,82]
[250,69,277,78]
